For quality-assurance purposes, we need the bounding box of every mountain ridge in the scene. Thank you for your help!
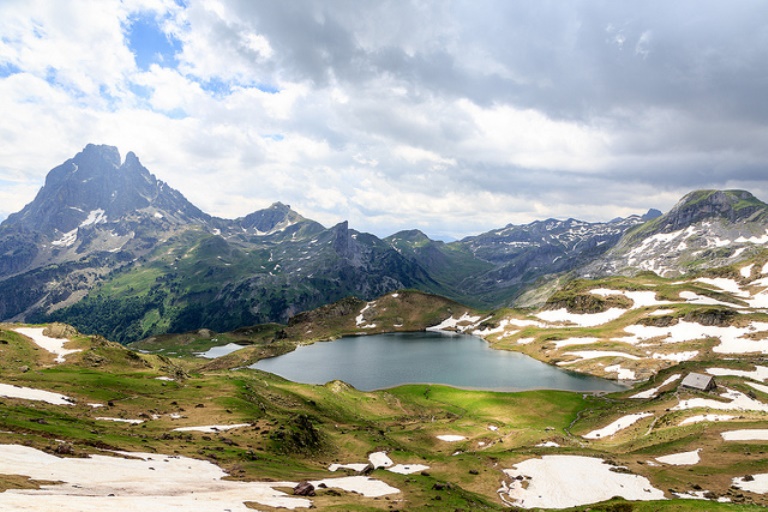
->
[2,144,768,341]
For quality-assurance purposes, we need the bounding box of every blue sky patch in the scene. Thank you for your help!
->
[0,63,21,78]
[127,14,180,70]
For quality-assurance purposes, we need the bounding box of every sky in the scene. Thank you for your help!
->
[1,0,767,240]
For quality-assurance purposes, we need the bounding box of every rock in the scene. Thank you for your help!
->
[357,463,374,475]
[53,443,74,455]
[293,481,315,496]
[43,323,77,338]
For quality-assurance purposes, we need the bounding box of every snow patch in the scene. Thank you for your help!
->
[605,364,636,380]
[0,383,73,405]
[721,429,768,441]
[746,381,768,394]
[499,455,664,509]
[553,337,600,348]
[95,417,144,424]
[14,327,81,363]
[427,312,482,333]
[536,308,625,327]
[583,413,653,439]
[707,366,768,382]
[655,449,700,465]
[0,444,318,510]
[368,451,393,469]
[561,350,641,363]
[172,424,251,433]
[590,289,672,309]
[355,302,377,328]
[387,464,429,475]
[630,374,681,399]
[51,228,78,247]
[79,209,107,227]
[679,414,735,426]
[436,435,466,442]
[733,474,768,494]
[673,387,768,412]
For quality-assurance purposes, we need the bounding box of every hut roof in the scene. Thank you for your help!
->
[680,372,715,391]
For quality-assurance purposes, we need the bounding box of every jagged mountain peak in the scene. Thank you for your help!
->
[643,208,663,221]
[1,144,208,237]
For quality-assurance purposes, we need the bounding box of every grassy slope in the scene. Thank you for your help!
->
[1,323,767,510]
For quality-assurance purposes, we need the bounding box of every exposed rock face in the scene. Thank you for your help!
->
[653,190,766,233]
[235,202,304,234]
[582,189,768,278]
[5,144,208,238]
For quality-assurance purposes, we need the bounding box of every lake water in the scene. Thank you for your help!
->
[198,343,244,359]
[250,332,625,392]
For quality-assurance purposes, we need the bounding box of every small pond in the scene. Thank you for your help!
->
[197,343,244,359]
[250,332,625,392]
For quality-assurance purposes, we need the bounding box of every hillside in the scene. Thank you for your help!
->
[582,190,768,278]
[2,307,768,509]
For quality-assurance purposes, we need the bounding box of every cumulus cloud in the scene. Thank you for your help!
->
[0,0,767,239]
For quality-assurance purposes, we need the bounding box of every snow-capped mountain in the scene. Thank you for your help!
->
[583,190,768,278]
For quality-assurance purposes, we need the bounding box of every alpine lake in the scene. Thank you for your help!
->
[239,332,626,393]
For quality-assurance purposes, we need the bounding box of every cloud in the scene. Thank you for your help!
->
[0,0,767,238]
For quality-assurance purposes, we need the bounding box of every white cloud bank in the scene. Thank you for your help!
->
[2,1,768,239]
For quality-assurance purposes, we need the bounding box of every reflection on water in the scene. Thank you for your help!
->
[251,332,625,392]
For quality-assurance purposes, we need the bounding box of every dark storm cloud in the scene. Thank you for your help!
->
[226,1,768,121]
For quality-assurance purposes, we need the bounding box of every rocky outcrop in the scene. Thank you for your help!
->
[581,189,768,279]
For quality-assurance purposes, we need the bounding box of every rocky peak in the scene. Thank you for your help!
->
[237,202,305,234]
[1,144,208,237]
[643,208,663,220]
[656,190,767,233]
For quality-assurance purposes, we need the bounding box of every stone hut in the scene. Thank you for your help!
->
[680,372,716,392]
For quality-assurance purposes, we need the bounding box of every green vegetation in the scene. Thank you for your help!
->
[1,320,767,510]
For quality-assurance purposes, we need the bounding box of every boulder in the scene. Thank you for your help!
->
[293,481,315,496]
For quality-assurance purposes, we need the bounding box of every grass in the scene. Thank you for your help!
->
[3,309,768,509]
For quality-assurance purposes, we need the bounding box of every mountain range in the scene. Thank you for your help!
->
[1,144,767,342]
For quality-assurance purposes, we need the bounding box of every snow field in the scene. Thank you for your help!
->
[499,455,664,509]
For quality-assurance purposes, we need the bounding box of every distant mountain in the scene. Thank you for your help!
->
[0,145,435,341]
[582,190,768,278]
[386,212,659,307]
[3,145,767,342]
